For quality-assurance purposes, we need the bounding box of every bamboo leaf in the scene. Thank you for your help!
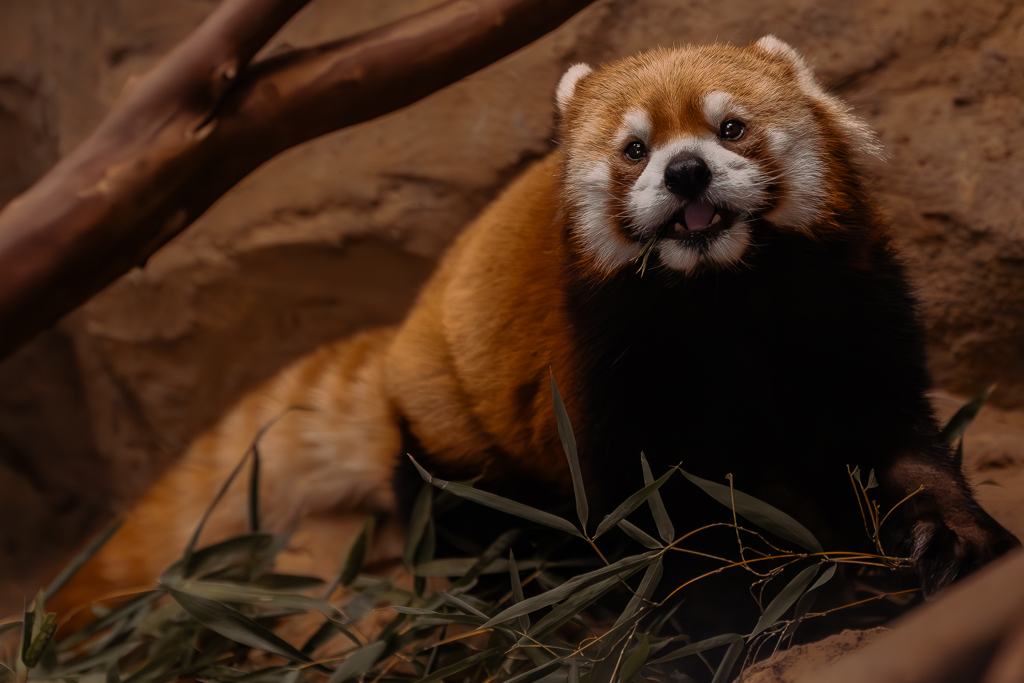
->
[552,374,588,532]
[649,633,744,665]
[711,639,744,683]
[782,564,837,642]
[482,552,657,629]
[340,517,375,588]
[165,534,273,583]
[416,647,504,683]
[506,658,562,683]
[43,517,124,604]
[619,635,650,683]
[175,581,342,617]
[450,529,520,594]
[749,564,819,637]
[509,551,531,635]
[680,470,822,553]
[940,385,994,444]
[167,588,311,663]
[325,640,386,683]
[521,575,622,642]
[641,454,674,543]
[248,441,261,533]
[408,458,582,538]
[617,520,663,549]
[403,484,433,568]
[613,559,663,629]
[22,612,56,668]
[594,468,675,539]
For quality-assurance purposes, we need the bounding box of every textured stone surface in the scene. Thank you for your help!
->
[735,628,887,683]
[0,0,1023,608]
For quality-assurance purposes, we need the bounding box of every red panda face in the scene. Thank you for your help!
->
[555,37,880,276]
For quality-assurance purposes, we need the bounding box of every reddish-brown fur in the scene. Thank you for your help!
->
[52,39,1014,618]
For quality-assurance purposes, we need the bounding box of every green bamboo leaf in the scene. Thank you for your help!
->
[617,520,663,549]
[59,591,161,650]
[165,534,274,583]
[22,612,56,668]
[749,564,819,637]
[167,588,311,663]
[326,640,386,683]
[641,454,674,543]
[552,374,588,532]
[521,575,624,642]
[337,581,388,624]
[441,593,489,621]
[43,517,124,604]
[509,551,531,635]
[417,472,582,539]
[711,639,744,683]
[649,633,744,665]
[613,559,663,629]
[450,529,520,594]
[417,647,504,683]
[403,484,433,568]
[482,552,657,629]
[408,453,434,482]
[183,452,254,568]
[680,470,822,553]
[48,643,140,678]
[248,442,261,533]
[940,384,994,444]
[506,658,562,683]
[340,517,375,587]
[783,564,837,641]
[594,468,675,539]
[175,581,342,617]
[807,563,836,593]
[619,635,650,683]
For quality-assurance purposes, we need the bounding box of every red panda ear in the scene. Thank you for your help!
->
[555,63,593,115]
[752,35,823,97]
[754,35,883,160]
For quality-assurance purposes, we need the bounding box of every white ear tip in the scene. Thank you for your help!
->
[556,63,593,114]
[755,35,798,59]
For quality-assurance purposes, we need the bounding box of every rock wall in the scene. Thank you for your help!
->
[0,0,1022,605]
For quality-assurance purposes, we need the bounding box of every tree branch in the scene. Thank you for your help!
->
[0,0,596,361]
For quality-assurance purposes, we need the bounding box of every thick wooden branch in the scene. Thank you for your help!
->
[0,0,596,361]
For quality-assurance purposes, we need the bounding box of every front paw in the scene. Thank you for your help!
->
[906,509,1019,597]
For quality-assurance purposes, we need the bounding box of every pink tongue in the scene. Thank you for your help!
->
[683,199,715,231]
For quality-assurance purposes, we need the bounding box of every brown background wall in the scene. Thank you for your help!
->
[0,0,1022,605]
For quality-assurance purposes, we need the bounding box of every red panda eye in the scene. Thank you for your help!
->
[720,119,745,141]
[623,140,648,161]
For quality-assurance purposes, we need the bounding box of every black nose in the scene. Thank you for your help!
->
[664,155,712,199]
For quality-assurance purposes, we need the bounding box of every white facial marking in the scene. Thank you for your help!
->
[617,132,770,275]
[565,158,640,271]
[764,127,825,231]
[628,135,770,235]
[556,63,594,114]
[615,108,652,147]
[702,91,750,128]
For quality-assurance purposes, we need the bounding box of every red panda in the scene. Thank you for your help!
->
[54,36,1016,615]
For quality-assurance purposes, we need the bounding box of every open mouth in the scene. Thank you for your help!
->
[660,198,736,242]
